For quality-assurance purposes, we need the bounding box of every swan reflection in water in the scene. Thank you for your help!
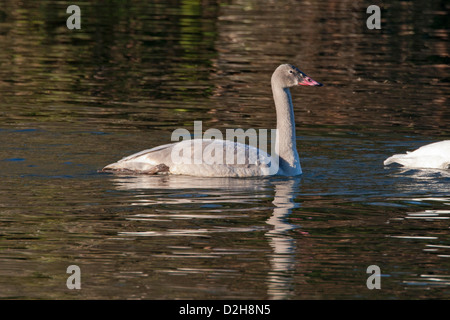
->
[265,178,301,299]
[386,166,450,195]
[108,174,302,299]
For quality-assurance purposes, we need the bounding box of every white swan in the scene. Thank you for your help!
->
[102,64,322,177]
[384,140,450,170]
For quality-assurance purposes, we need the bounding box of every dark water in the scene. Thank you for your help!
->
[0,0,449,299]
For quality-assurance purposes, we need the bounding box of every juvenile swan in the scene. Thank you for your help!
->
[102,64,322,177]
[384,140,450,170]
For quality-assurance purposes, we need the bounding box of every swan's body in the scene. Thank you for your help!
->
[103,64,322,177]
[384,140,450,170]
[103,139,275,177]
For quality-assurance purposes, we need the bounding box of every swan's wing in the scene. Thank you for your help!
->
[116,143,176,163]
[102,143,177,172]
[384,140,450,169]
[409,140,450,157]
[169,139,277,177]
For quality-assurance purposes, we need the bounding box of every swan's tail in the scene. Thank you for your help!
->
[383,153,417,167]
[383,154,413,167]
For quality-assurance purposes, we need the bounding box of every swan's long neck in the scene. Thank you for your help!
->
[272,82,301,175]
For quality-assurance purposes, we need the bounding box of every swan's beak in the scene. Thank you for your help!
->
[298,76,322,86]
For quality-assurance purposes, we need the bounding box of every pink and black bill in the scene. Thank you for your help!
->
[291,64,323,86]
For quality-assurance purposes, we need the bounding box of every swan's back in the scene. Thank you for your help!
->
[384,140,450,169]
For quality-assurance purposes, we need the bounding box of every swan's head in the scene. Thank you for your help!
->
[272,64,322,88]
